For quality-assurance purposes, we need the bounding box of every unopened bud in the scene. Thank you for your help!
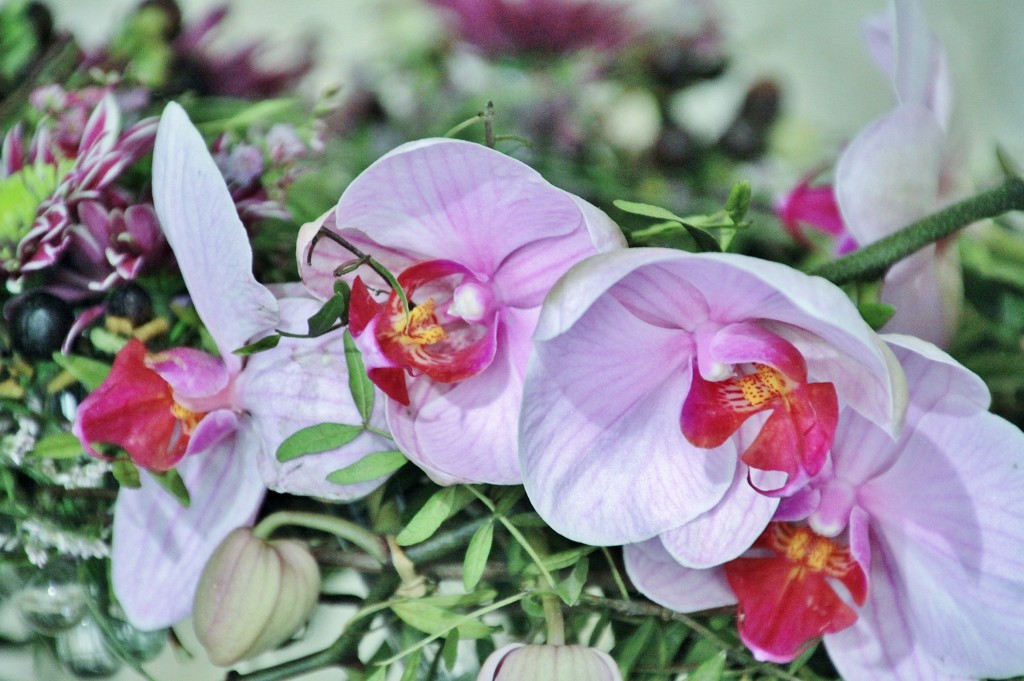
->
[477,644,623,680]
[192,527,320,666]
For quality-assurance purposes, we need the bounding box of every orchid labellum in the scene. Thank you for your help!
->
[626,336,1024,680]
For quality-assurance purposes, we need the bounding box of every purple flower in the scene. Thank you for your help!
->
[299,139,624,485]
[625,336,1024,679]
[520,248,904,564]
[1,91,158,290]
[836,0,964,346]
[429,0,634,57]
[79,102,390,629]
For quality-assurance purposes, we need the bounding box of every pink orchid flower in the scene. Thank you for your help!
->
[626,336,1024,680]
[299,139,624,485]
[520,248,904,565]
[73,102,389,629]
[777,0,964,346]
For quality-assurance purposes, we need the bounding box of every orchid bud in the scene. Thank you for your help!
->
[477,644,623,680]
[192,527,320,666]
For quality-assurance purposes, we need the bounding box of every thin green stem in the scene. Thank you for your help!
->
[812,176,1024,285]
[600,546,631,601]
[463,485,555,588]
[252,511,385,563]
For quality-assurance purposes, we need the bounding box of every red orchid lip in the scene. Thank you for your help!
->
[73,338,202,472]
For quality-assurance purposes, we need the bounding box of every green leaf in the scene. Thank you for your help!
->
[150,468,190,507]
[344,330,375,424]
[233,334,281,356]
[326,450,407,485]
[416,589,498,609]
[462,521,494,592]
[390,601,490,638]
[276,423,365,462]
[112,459,141,489]
[616,617,656,678]
[858,301,896,330]
[689,650,727,681]
[29,433,83,459]
[554,556,589,606]
[523,546,594,574]
[51,353,111,391]
[307,292,347,336]
[398,649,421,681]
[396,486,476,546]
[724,180,752,224]
[441,630,460,671]
[365,667,387,681]
[613,199,685,223]
[681,223,723,253]
[88,326,130,355]
[493,486,524,516]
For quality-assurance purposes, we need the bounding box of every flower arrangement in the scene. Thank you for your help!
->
[2,1,1024,680]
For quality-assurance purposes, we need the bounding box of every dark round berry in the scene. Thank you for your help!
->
[736,79,782,130]
[9,291,74,361]
[648,39,728,90]
[653,124,700,170]
[107,284,154,326]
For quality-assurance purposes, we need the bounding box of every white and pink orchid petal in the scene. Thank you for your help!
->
[110,428,265,629]
[825,539,963,681]
[386,306,537,485]
[858,405,1024,677]
[623,539,736,613]
[658,455,779,568]
[879,245,961,346]
[184,409,239,457]
[238,297,393,501]
[326,138,613,279]
[703,322,807,380]
[148,347,231,403]
[78,93,120,157]
[521,290,735,545]
[152,102,279,365]
[835,104,944,247]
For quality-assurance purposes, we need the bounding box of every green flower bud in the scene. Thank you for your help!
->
[477,644,623,680]
[192,527,320,666]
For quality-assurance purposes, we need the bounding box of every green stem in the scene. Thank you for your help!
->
[811,176,1024,285]
[252,511,386,563]
[542,593,565,646]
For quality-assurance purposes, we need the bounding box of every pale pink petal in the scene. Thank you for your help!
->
[110,429,265,629]
[386,306,537,485]
[658,450,778,568]
[326,138,617,278]
[152,102,278,365]
[237,297,392,501]
[521,290,735,545]
[835,105,944,247]
[878,246,961,347]
[623,539,736,613]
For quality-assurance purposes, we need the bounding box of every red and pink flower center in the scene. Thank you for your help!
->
[681,338,839,496]
[74,338,208,472]
[349,259,499,407]
[723,522,867,663]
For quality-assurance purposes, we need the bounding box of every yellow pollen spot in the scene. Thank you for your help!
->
[171,401,206,435]
[776,525,839,573]
[739,363,787,406]
[395,299,448,346]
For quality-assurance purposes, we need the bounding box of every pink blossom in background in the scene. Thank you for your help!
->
[428,0,634,57]
[519,248,904,566]
[299,139,624,486]
[625,336,1024,680]
[74,102,390,629]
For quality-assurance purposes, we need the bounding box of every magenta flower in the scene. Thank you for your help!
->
[786,0,963,346]
[1,91,157,290]
[429,0,633,57]
[626,336,1024,679]
[74,102,390,629]
[299,139,625,485]
[520,248,904,563]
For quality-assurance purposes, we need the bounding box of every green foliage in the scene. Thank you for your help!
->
[396,486,476,546]
[276,423,366,462]
[326,450,407,485]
